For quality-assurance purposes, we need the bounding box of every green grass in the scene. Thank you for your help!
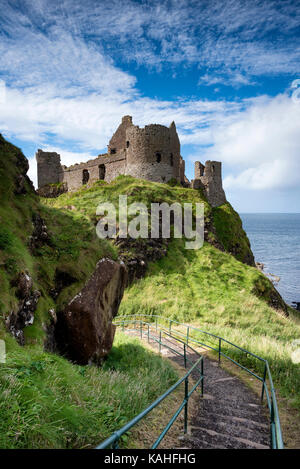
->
[0,137,117,342]
[118,238,300,410]
[0,331,178,449]
[42,173,300,413]
[1,134,299,447]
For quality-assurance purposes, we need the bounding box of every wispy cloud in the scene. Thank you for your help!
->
[1,0,299,86]
[0,0,300,205]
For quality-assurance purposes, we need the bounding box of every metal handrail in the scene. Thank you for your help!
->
[97,323,204,449]
[113,314,284,449]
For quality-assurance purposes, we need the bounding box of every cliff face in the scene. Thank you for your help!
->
[0,135,287,356]
[0,135,123,359]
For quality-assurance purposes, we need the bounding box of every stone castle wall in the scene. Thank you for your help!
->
[36,116,227,207]
[125,122,181,183]
[192,160,226,207]
[36,150,63,188]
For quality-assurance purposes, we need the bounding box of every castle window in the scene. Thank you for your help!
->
[170,153,173,166]
[156,152,161,163]
[82,169,90,185]
[126,141,130,148]
[99,164,106,180]
[110,148,116,155]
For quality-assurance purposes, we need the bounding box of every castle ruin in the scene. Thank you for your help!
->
[36,116,226,207]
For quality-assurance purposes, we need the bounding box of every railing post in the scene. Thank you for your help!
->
[270,401,275,449]
[169,320,172,334]
[184,376,189,434]
[140,321,142,339]
[218,338,222,364]
[122,320,125,332]
[183,344,187,369]
[147,323,150,343]
[261,363,267,402]
[155,318,158,333]
[201,358,204,396]
[112,438,119,449]
[186,326,189,346]
[159,330,162,354]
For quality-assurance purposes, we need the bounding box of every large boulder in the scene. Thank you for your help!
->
[55,258,127,365]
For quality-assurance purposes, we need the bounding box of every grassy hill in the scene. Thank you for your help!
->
[0,135,299,448]
[0,137,177,448]
[45,171,300,415]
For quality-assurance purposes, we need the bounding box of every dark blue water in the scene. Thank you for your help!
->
[240,214,300,306]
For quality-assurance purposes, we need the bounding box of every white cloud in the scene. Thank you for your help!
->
[0,0,300,203]
[203,94,300,190]
[1,0,299,83]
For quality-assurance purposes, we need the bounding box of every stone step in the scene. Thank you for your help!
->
[197,411,268,430]
[186,427,270,450]
[190,416,269,446]
[199,397,267,423]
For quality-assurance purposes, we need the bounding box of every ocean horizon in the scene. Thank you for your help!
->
[240,213,300,307]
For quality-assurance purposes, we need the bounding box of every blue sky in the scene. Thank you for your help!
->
[0,0,299,212]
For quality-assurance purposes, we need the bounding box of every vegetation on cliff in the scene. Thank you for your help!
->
[0,135,299,448]
[45,173,300,413]
[0,137,177,448]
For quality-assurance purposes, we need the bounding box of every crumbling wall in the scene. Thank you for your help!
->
[125,122,182,183]
[62,153,126,190]
[108,115,133,155]
[193,160,226,207]
[36,150,63,188]
[36,117,227,201]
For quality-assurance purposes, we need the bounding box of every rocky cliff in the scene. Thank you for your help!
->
[0,135,125,362]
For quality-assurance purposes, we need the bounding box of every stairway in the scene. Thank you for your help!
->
[178,358,270,449]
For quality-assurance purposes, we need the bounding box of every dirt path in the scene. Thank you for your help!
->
[126,329,270,449]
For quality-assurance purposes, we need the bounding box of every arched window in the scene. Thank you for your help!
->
[82,169,90,185]
[126,141,130,148]
[170,153,173,166]
[156,152,161,163]
[110,148,116,155]
[99,164,106,180]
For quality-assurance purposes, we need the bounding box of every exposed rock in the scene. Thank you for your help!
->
[14,174,27,195]
[292,302,300,312]
[6,271,41,345]
[252,277,288,316]
[115,235,168,284]
[11,270,33,299]
[49,268,77,300]
[15,150,29,176]
[37,182,68,198]
[55,258,127,365]
[12,149,35,195]
[204,217,225,252]
[29,213,50,251]
[256,262,264,271]
[44,309,58,353]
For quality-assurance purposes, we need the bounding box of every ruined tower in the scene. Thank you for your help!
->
[36,150,63,188]
[125,121,182,183]
[35,116,227,208]
[192,160,226,207]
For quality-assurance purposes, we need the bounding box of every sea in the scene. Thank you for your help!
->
[240,213,300,307]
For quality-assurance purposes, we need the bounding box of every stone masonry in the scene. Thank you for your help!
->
[36,116,226,207]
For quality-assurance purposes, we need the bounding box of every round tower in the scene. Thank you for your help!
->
[125,122,181,183]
